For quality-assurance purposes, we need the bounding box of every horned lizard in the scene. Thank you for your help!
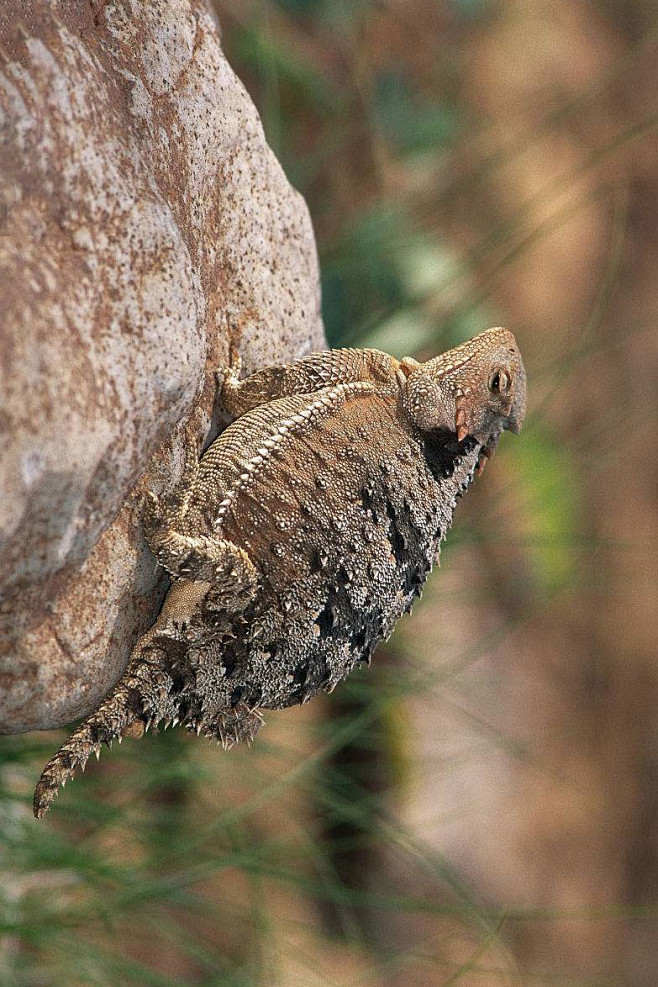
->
[34,327,526,817]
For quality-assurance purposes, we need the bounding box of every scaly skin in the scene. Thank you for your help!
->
[34,327,526,817]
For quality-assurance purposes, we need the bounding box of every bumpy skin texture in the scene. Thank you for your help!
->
[34,327,527,817]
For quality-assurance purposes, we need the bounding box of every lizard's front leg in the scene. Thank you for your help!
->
[220,346,398,416]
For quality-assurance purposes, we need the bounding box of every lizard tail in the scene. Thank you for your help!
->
[33,642,177,819]
[33,682,141,818]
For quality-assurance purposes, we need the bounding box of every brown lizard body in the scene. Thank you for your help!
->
[34,327,526,817]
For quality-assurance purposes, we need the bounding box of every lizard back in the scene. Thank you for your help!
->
[174,387,480,717]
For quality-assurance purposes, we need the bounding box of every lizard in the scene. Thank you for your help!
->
[33,326,527,818]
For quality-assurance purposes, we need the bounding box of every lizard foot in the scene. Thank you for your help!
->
[189,704,265,750]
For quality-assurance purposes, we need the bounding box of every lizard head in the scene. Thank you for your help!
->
[400,327,526,465]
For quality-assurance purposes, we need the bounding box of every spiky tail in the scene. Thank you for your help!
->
[33,643,175,819]
[34,687,139,818]
[34,576,219,818]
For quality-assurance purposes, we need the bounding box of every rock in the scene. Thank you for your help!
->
[0,0,325,732]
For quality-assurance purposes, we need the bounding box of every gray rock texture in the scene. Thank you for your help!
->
[0,0,325,732]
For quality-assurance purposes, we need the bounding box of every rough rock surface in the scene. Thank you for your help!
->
[0,0,325,732]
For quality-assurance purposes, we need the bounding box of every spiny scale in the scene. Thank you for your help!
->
[34,328,526,817]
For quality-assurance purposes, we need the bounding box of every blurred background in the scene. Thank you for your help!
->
[2,1,657,984]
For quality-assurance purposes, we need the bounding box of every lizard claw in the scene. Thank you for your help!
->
[216,344,242,383]
[228,343,242,372]
[216,353,242,396]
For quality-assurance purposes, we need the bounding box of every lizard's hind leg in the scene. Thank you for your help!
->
[145,526,259,607]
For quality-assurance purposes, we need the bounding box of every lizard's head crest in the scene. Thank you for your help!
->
[400,327,526,467]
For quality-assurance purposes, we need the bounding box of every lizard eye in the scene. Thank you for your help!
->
[489,368,511,395]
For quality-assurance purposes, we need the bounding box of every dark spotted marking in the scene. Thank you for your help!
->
[315,600,336,639]
[292,663,309,685]
[309,548,325,574]
[230,685,247,707]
